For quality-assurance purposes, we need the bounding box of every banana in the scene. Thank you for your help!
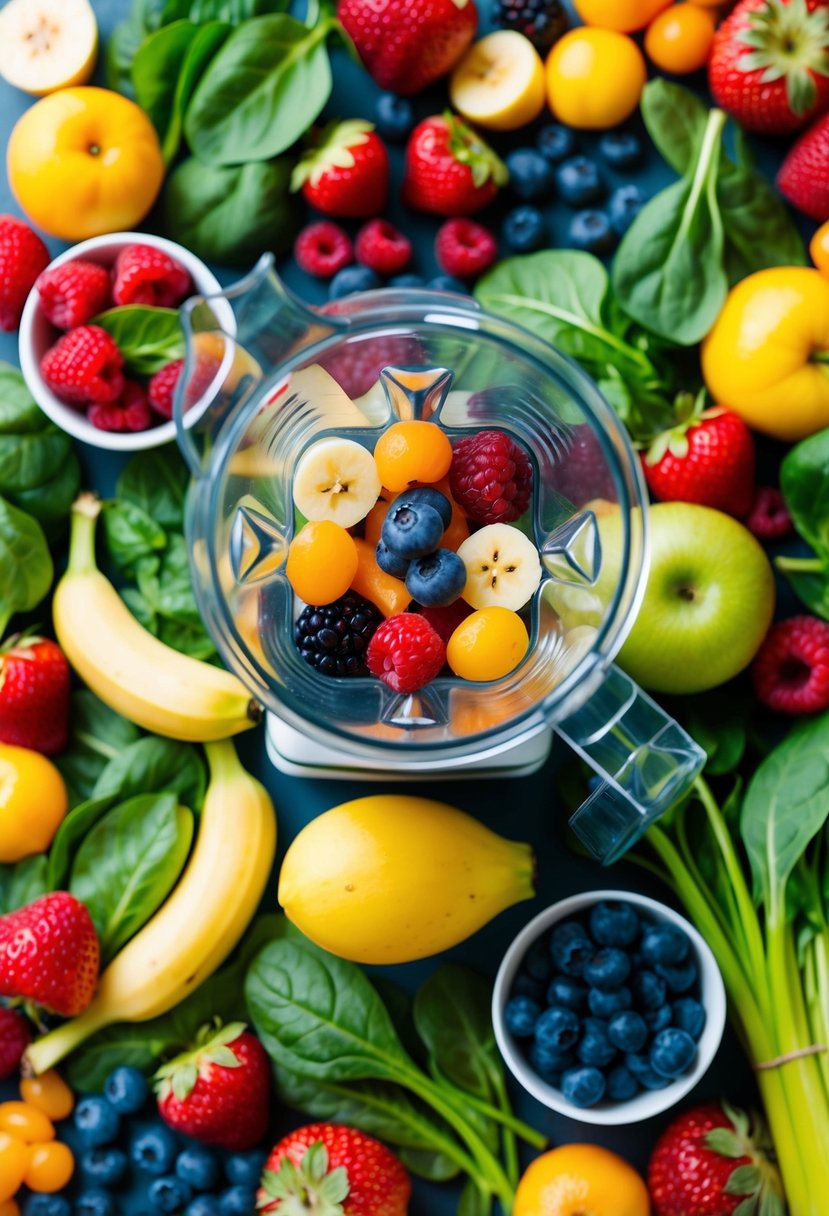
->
[0,0,98,95]
[292,437,381,529]
[53,495,259,742]
[449,30,546,132]
[25,739,277,1075]
[457,523,542,610]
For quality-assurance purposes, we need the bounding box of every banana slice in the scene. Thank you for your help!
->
[0,0,98,95]
[458,523,542,611]
[449,30,546,132]
[293,436,381,529]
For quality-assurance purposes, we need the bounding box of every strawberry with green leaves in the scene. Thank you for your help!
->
[402,113,508,216]
[292,121,389,218]
[642,403,756,519]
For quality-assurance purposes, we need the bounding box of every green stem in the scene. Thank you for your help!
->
[811,350,829,365]
[774,555,824,574]
[492,1071,519,1187]
[676,108,727,246]
[433,1079,545,1149]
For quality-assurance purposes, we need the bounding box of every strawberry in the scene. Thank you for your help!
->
[0,215,49,333]
[642,405,756,519]
[0,635,70,756]
[648,1102,784,1216]
[708,0,829,135]
[0,893,99,1017]
[258,1123,411,1215]
[338,0,477,96]
[778,109,829,220]
[402,114,507,216]
[155,1022,270,1151]
[292,121,389,219]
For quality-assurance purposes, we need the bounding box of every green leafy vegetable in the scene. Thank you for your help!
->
[681,693,751,776]
[0,364,80,532]
[103,501,167,575]
[777,428,829,620]
[48,796,118,890]
[92,307,186,376]
[0,496,53,636]
[55,691,142,807]
[93,736,207,811]
[0,856,49,915]
[119,446,189,532]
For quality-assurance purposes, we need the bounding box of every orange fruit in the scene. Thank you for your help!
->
[447,608,529,681]
[514,1144,650,1216]
[0,1105,54,1146]
[286,521,358,607]
[645,2,716,74]
[0,1199,19,1216]
[351,538,411,617]
[546,29,647,129]
[23,1141,74,1193]
[0,1133,27,1203]
[19,1073,74,1122]
[811,220,829,277]
[574,0,671,30]
[0,744,67,863]
[374,421,452,492]
[7,86,164,240]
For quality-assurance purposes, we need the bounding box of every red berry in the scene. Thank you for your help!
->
[642,407,756,518]
[319,333,423,398]
[88,380,154,433]
[148,359,184,419]
[419,599,473,643]
[0,892,100,1017]
[746,486,792,540]
[355,219,413,275]
[295,221,354,278]
[450,429,533,524]
[752,615,829,715]
[435,217,497,279]
[544,422,615,507]
[40,324,125,405]
[338,0,478,95]
[292,120,389,218]
[0,215,49,332]
[0,635,70,756]
[402,115,507,216]
[366,613,446,692]
[778,109,829,221]
[0,1009,31,1081]
[113,243,192,308]
[36,259,112,330]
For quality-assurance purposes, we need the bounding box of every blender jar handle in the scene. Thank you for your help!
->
[556,665,705,865]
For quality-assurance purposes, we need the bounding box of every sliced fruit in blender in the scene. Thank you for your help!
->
[292,437,381,529]
[457,522,542,610]
[447,606,530,680]
[286,521,358,607]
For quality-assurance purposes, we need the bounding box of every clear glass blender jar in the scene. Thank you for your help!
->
[175,256,705,864]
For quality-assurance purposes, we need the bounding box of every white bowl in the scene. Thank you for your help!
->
[18,231,235,452]
[492,889,726,1125]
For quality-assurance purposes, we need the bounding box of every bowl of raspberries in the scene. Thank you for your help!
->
[493,890,726,1124]
[18,231,234,451]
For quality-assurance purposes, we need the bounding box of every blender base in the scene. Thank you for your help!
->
[265,714,553,780]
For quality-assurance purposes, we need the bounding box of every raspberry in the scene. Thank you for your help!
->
[746,486,792,540]
[0,214,49,332]
[355,219,413,275]
[88,380,154,433]
[112,243,192,308]
[294,591,383,676]
[752,616,829,715]
[40,324,125,405]
[318,333,422,398]
[366,612,446,692]
[449,430,533,524]
[0,1008,31,1080]
[36,259,112,329]
[434,218,498,280]
[546,422,616,507]
[148,358,184,419]
[294,221,353,278]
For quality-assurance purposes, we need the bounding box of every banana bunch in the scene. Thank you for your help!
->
[54,494,259,741]
[25,738,277,1075]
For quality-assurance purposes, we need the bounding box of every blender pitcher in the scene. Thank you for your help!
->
[175,256,705,865]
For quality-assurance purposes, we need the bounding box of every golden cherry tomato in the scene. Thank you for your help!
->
[19,1073,74,1123]
[374,421,452,492]
[645,3,716,73]
[7,86,164,241]
[514,1145,650,1216]
[546,29,647,129]
[574,0,672,30]
[0,1134,27,1204]
[0,744,67,863]
[811,220,829,276]
[0,1105,54,1146]
[447,608,529,681]
[23,1141,74,1193]
[285,521,358,607]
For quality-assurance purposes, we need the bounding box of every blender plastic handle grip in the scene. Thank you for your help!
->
[555,664,706,865]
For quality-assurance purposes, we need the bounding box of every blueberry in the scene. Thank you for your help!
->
[556,156,604,207]
[185,1201,222,1216]
[504,995,542,1038]
[512,973,544,1001]
[428,275,469,293]
[74,1096,121,1148]
[589,901,640,949]
[561,1065,606,1108]
[523,937,552,984]
[81,1146,129,1187]
[644,1004,673,1033]
[374,93,415,141]
[224,1149,268,1188]
[583,948,631,991]
[625,1052,671,1090]
[672,998,706,1041]
[577,1016,616,1067]
[529,1042,575,1079]
[536,123,576,163]
[599,130,642,168]
[405,548,466,607]
[22,1198,72,1216]
[328,266,381,300]
[568,210,615,254]
[549,921,593,976]
[389,273,426,288]
[632,970,667,1010]
[131,1125,179,1175]
[176,1145,221,1192]
[650,1028,697,1079]
[149,1175,194,1214]
[104,1064,150,1114]
[501,205,545,254]
[218,1187,257,1216]
[588,986,632,1018]
[641,924,691,967]
[606,1064,639,1102]
[74,1193,116,1216]
[535,1005,581,1052]
[655,958,698,993]
[546,976,587,1012]
[609,184,643,236]
[401,487,452,529]
[607,1010,648,1053]
[376,540,409,578]
[505,148,556,201]
[381,501,445,559]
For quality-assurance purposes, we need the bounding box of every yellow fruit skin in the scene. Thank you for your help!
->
[514,1144,649,1216]
[546,29,646,129]
[0,745,67,863]
[278,795,535,964]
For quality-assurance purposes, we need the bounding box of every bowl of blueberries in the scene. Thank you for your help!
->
[492,890,726,1125]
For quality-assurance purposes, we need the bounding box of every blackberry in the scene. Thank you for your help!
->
[493,0,568,51]
[294,592,382,677]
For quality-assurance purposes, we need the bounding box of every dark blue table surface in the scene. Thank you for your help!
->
[0,2,796,1211]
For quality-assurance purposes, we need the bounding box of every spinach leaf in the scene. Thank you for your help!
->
[136,535,203,626]
[413,965,501,1103]
[781,429,829,560]
[48,796,118,890]
[92,307,186,376]
[188,0,289,17]
[158,616,218,661]
[0,363,49,433]
[93,736,207,811]
[163,20,231,163]
[103,500,167,574]
[0,497,53,636]
[163,154,297,265]
[70,793,194,962]
[0,856,49,915]
[118,447,189,533]
[777,567,829,621]
[718,162,806,281]
[682,694,751,776]
[9,454,81,535]
[0,427,73,493]
[132,20,201,147]
[55,691,142,807]
[107,11,150,96]
[641,77,708,176]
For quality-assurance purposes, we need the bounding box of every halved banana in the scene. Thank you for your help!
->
[0,0,98,95]
[450,30,546,132]
[292,436,381,529]
[458,523,542,611]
